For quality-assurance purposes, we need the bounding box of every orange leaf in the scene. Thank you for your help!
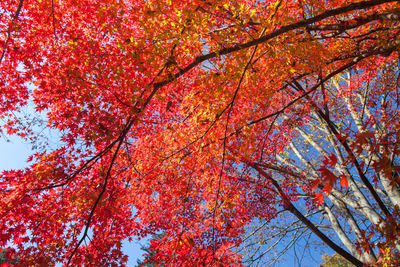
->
[314,193,324,206]
[339,175,348,189]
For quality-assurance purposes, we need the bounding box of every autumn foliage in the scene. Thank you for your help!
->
[1,0,400,265]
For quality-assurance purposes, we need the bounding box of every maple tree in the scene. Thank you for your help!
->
[1,0,400,266]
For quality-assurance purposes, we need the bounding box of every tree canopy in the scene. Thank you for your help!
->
[1,0,400,265]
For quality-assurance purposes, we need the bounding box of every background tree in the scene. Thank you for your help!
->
[136,233,165,267]
[320,253,352,267]
[0,248,20,265]
[239,68,400,265]
[1,0,399,265]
